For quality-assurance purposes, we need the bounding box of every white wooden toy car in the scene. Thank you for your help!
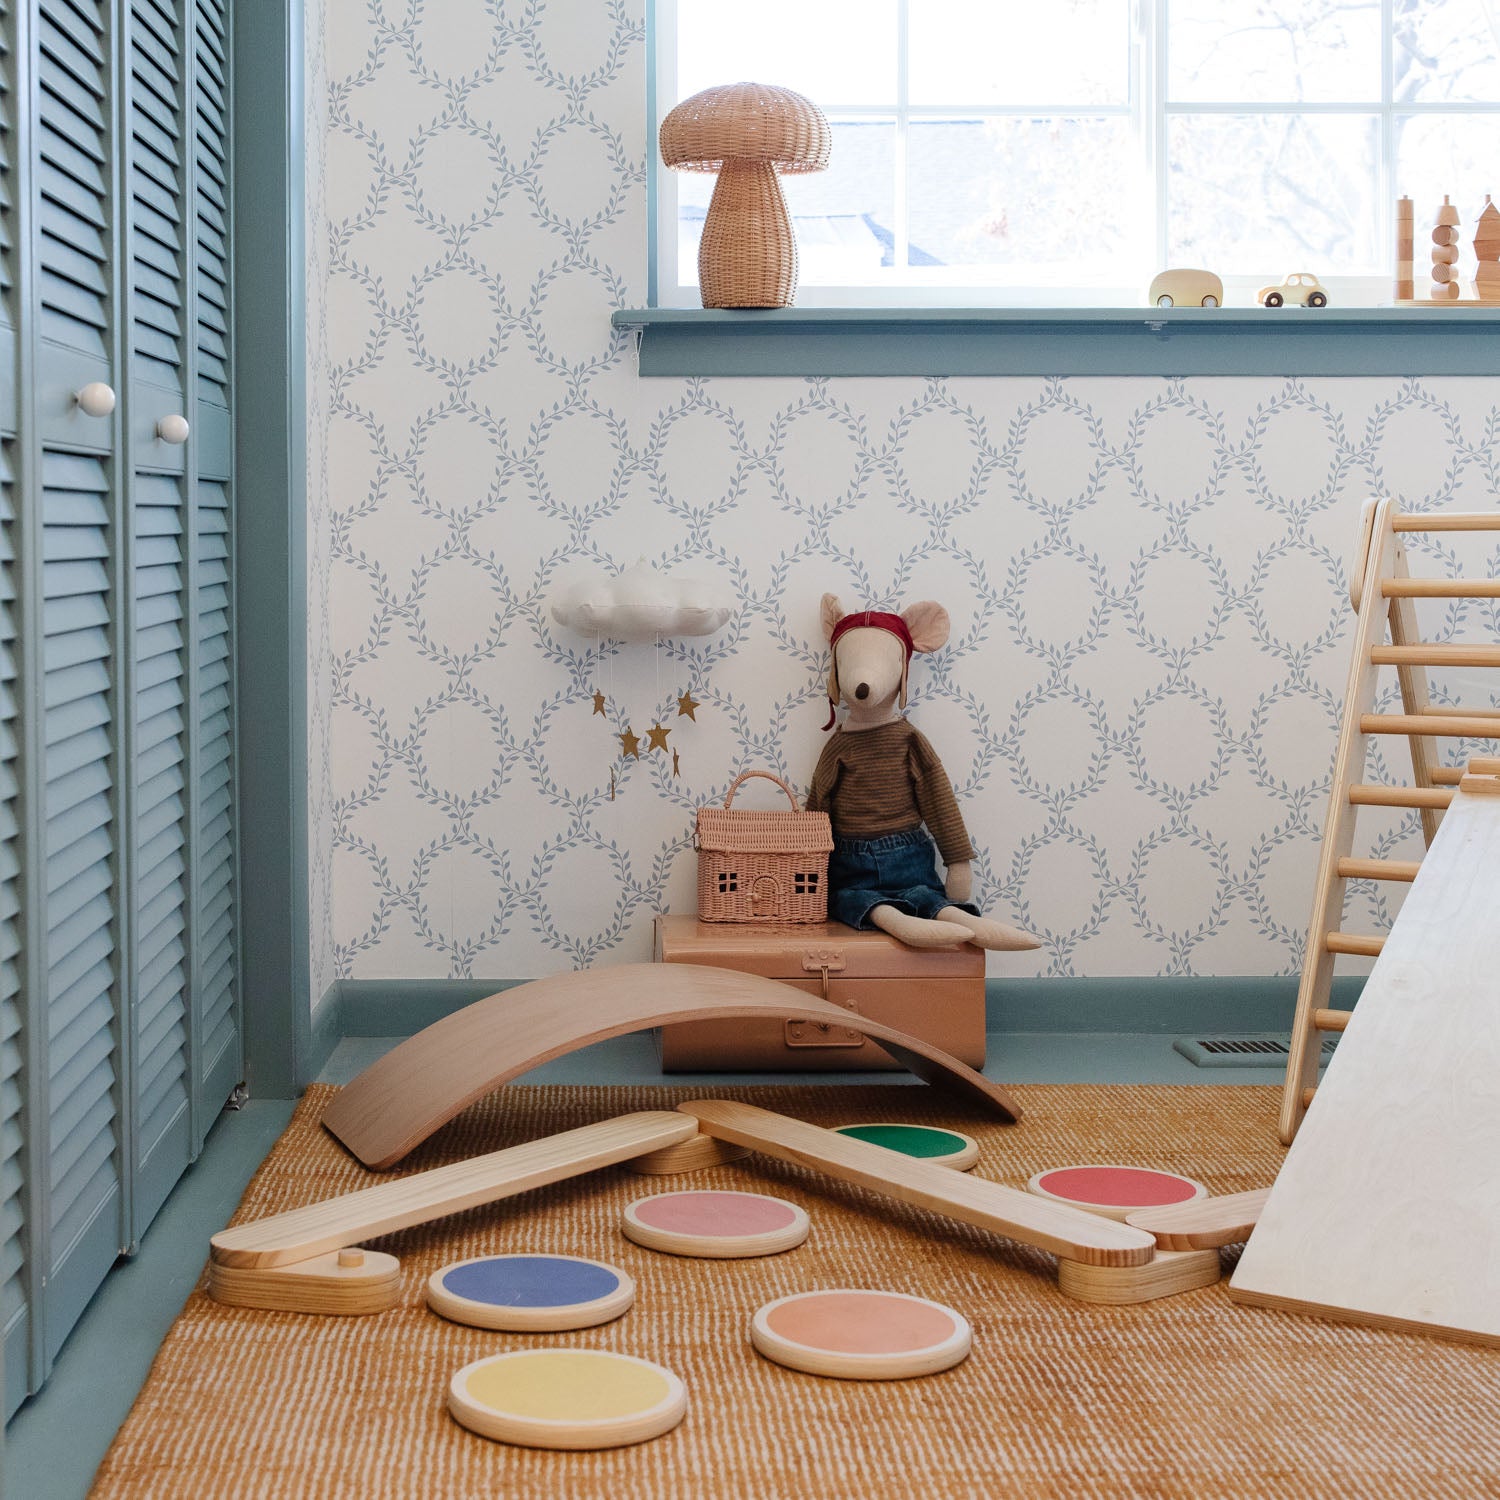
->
[1257,273,1328,308]
[1148,269,1223,307]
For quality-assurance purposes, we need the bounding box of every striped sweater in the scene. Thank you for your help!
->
[805,718,973,867]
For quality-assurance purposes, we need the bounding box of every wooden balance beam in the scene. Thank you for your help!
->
[321,962,1022,1169]
[214,1100,1219,1314]
[676,1101,1226,1304]
[208,1111,698,1314]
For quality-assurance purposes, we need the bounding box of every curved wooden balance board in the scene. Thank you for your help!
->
[209,1111,698,1313]
[321,963,1022,1169]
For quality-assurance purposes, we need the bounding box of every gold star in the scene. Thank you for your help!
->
[618,727,640,759]
[676,690,700,721]
[591,690,607,716]
[672,749,680,777]
[646,722,671,753]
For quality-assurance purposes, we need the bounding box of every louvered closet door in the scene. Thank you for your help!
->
[126,0,195,1237]
[190,0,237,1136]
[0,0,21,1417]
[32,0,127,1373]
[0,0,238,1414]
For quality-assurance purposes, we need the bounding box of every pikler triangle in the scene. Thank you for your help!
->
[1233,760,1500,1347]
[1278,497,1500,1144]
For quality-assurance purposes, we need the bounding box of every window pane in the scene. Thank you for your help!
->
[908,0,1129,107]
[1169,0,1382,103]
[1394,0,1500,102]
[676,0,897,107]
[1167,114,1381,274]
[674,120,896,288]
[908,118,1144,273]
[1396,115,1500,291]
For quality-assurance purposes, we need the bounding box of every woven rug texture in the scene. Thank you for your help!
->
[91,1082,1500,1500]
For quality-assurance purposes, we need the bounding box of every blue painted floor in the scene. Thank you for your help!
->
[5,1032,1286,1499]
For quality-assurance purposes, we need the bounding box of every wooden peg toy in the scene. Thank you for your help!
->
[1395,195,1414,300]
[1473,195,1500,301]
[1432,195,1462,298]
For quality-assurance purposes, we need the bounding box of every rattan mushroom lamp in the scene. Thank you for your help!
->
[660,82,831,309]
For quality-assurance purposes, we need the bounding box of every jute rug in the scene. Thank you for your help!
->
[92,1083,1500,1500]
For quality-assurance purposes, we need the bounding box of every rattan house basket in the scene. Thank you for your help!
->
[694,770,833,923]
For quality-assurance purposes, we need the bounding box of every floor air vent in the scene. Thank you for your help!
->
[1173,1034,1340,1069]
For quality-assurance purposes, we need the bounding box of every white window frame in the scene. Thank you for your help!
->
[651,0,1500,309]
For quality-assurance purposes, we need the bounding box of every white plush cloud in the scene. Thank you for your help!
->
[549,559,734,641]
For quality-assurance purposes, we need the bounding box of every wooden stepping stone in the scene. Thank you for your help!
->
[622,1189,810,1258]
[426,1253,634,1331]
[448,1349,687,1449]
[750,1289,971,1380]
[833,1123,979,1170]
[1026,1164,1207,1222]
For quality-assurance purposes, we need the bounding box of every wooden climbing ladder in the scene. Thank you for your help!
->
[1279,497,1500,1144]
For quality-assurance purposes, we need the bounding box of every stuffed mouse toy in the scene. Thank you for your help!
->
[805,594,1040,952]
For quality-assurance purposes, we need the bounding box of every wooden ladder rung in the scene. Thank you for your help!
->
[1383,578,1500,599]
[1371,644,1500,668]
[1325,932,1384,957]
[1430,767,1465,785]
[1422,706,1500,719]
[1349,783,1454,810]
[1391,512,1500,533]
[1359,713,1500,738]
[1301,1086,1317,1109]
[1335,857,1420,882]
[1312,1007,1352,1032]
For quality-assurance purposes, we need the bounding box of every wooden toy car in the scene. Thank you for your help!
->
[1147,269,1223,307]
[1257,273,1328,308]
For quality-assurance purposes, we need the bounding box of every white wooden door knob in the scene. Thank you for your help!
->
[156,413,190,444]
[74,382,117,417]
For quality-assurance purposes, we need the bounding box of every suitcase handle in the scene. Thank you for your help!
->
[722,769,801,812]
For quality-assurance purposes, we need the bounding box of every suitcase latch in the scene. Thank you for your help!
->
[800,950,847,1001]
[786,991,864,1049]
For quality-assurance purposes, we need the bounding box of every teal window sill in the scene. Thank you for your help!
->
[612,306,1500,377]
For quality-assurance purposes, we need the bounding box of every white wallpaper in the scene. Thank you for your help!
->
[316,0,1500,988]
[306,0,336,1005]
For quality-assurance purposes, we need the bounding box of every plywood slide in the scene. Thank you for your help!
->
[1229,769,1500,1346]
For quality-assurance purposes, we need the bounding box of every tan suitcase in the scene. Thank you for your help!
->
[653,914,986,1071]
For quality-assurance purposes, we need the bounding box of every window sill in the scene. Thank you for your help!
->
[612,306,1500,378]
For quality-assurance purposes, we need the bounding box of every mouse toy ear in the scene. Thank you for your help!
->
[901,600,950,654]
[820,592,845,642]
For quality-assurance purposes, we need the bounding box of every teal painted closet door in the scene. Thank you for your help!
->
[0,0,238,1416]
[33,0,127,1375]
[190,0,237,1141]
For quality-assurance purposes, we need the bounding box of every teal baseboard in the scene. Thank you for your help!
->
[323,974,1364,1040]
[304,986,346,1088]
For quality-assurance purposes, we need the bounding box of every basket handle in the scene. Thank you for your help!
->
[723,769,801,812]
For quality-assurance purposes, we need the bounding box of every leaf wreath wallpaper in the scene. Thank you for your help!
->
[303,0,1500,999]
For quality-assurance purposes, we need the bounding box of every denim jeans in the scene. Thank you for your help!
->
[826,827,979,931]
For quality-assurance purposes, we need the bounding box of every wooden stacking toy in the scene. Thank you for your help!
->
[750,1289,971,1380]
[833,1122,979,1169]
[447,1349,687,1449]
[622,1189,810,1258]
[1473,195,1500,301]
[1395,194,1414,300]
[1432,195,1462,298]
[426,1253,634,1331]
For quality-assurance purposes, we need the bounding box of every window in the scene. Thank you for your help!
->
[653,0,1500,307]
